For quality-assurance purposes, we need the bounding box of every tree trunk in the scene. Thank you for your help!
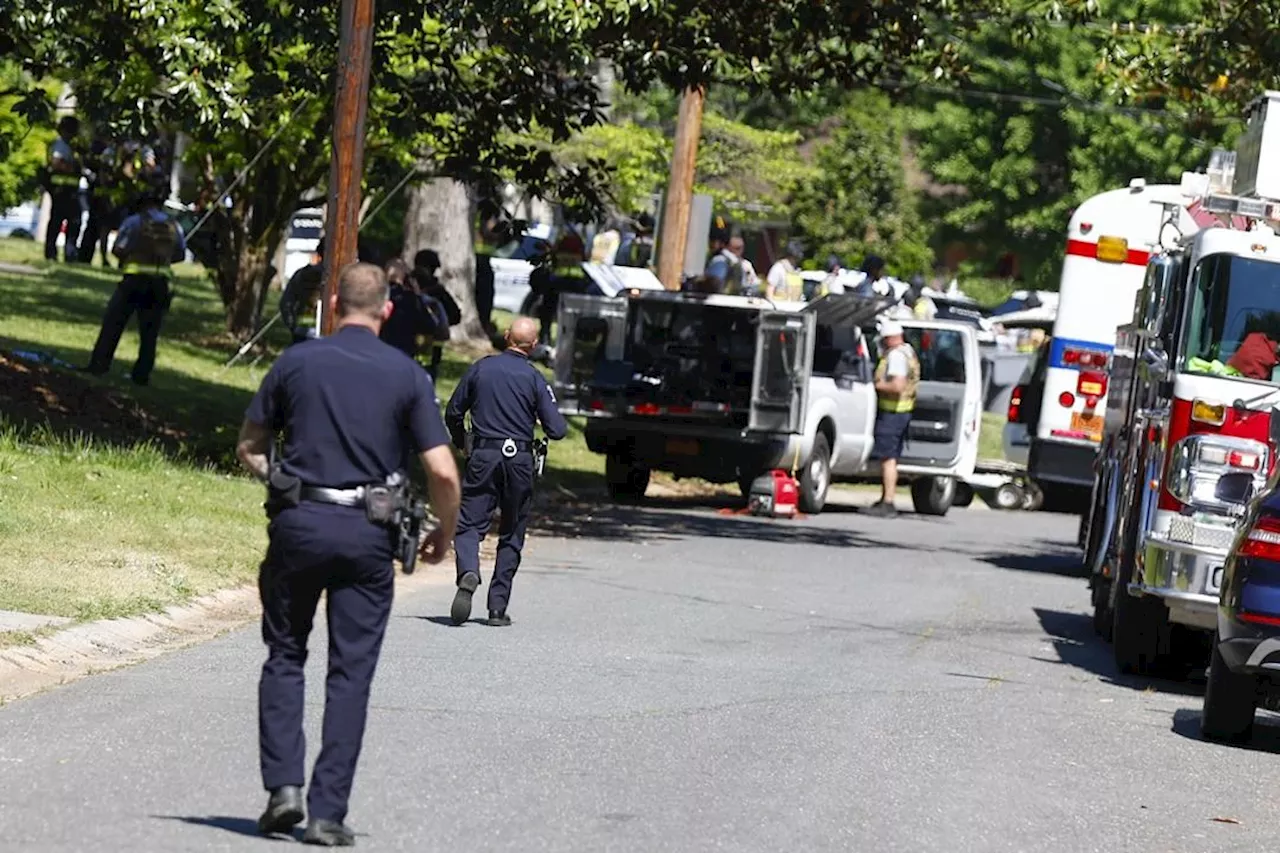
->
[403,177,488,342]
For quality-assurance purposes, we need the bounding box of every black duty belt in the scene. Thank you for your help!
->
[300,486,367,507]
[472,437,532,457]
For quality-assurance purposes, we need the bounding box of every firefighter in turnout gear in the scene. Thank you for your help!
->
[865,320,920,518]
[85,185,187,386]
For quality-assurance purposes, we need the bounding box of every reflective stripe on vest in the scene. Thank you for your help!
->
[875,343,921,413]
[50,174,80,187]
[122,262,172,277]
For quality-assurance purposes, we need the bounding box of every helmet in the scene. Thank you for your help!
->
[878,320,905,339]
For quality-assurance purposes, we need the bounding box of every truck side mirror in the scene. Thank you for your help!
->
[1140,256,1178,337]
[1141,343,1169,380]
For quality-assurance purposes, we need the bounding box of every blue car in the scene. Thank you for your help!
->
[1204,468,1280,742]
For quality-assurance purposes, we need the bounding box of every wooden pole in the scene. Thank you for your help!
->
[320,0,376,335]
[656,86,705,291]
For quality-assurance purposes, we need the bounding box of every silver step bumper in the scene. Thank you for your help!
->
[1134,531,1227,631]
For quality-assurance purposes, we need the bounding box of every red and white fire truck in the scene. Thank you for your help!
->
[1085,91,1280,675]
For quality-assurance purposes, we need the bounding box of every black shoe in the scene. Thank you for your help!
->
[863,501,898,518]
[451,572,480,625]
[487,611,512,627]
[303,819,356,847]
[257,785,304,836]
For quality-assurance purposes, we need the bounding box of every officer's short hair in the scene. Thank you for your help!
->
[337,263,389,317]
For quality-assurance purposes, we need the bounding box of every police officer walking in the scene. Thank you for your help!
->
[236,262,461,846]
[43,116,83,263]
[84,181,186,386]
[445,316,568,626]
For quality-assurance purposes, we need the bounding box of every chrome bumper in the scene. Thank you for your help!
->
[1135,532,1226,631]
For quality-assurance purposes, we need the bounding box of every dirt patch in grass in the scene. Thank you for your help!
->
[0,349,188,450]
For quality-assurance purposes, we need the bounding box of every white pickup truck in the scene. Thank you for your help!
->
[552,291,984,515]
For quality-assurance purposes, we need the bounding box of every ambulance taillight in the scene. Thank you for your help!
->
[1062,347,1111,370]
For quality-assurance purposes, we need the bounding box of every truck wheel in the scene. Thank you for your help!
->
[994,482,1024,510]
[798,434,831,514]
[954,482,975,508]
[1091,577,1113,641]
[1022,482,1044,512]
[911,476,955,517]
[1201,638,1257,743]
[1112,583,1169,676]
[605,452,649,502]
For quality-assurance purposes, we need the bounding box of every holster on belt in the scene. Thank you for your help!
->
[265,464,301,516]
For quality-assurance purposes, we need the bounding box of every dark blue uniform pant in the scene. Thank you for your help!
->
[258,504,396,824]
[454,449,535,613]
[45,187,82,262]
[87,274,171,384]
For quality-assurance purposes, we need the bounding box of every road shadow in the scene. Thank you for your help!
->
[982,543,1087,578]
[1032,607,1205,697]
[153,814,298,841]
[408,615,493,628]
[1170,708,1280,756]
[527,500,942,551]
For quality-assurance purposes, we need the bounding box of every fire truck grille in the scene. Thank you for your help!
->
[1167,516,1237,551]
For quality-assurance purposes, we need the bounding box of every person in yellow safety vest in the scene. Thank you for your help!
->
[84,184,187,386]
[865,320,921,518]
[44,116,84,262]
[766,240,805,302]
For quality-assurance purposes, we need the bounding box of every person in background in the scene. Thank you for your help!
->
[411,249,460,379]
[865,320,921,519]
[814,254,846,300]
[728,235,760,295]
[44,116,83,263]
[280,241,325,344]
[616,213,655,268]
[85,182,186,386]
[532,234,587,349]
[591,219,622,264]
[380,258,450,377]
[766,240,805,302]
[907,274,938,319]
[705,222,746,294]
[853,255,891,299]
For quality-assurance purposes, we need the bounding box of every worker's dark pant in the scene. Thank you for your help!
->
[78,195,117,266]
[44,188,82,261]
[454,448,536,614]
[258,503,396,824]
[87,274,171,384]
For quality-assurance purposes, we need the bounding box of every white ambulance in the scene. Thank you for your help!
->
[1025,180,1197,507]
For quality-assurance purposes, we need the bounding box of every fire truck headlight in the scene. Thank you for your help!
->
[1166,435,1269,509]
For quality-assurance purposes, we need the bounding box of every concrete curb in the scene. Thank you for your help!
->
[0,564,453,705]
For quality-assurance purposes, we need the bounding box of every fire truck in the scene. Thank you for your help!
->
[1085,91,1280,675]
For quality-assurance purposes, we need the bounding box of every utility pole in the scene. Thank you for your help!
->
[656,86,706,290]
[320,0,376,335]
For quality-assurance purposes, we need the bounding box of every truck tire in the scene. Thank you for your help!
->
[1201,638,1257,743]
[798,434,831,514]
[911,476,955,517]
[1112,582,1170,676]
[1091,576,1113,641]
[605,452,649,502]
[954,482,975,508]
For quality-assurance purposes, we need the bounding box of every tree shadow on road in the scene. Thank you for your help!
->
[529,501,931,551]
[1170,707,1280,756]
[1032,607,1205,698]
[153,814,298,842]
[980,543,1087,578]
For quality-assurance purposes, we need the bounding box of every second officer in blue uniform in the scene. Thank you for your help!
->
[446,316,568,626]
[236,262,461,846]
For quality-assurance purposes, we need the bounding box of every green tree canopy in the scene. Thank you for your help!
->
[789,91,933,277]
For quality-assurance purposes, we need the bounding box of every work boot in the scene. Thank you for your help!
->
[303,819,356,847]
[257,785,304,836]
[487,611,512,627]
[863,501,898,518]
[451,572,480,625]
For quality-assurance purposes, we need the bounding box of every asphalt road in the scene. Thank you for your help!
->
[2,498,1279,852]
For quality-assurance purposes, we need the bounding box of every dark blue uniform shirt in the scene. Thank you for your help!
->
[246,325,451,488]
[445,350,569,444]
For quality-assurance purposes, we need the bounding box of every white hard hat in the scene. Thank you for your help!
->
[878,320,904,338]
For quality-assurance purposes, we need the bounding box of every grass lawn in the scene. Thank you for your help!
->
[979,411,1008,463]
[0,238,603,628]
